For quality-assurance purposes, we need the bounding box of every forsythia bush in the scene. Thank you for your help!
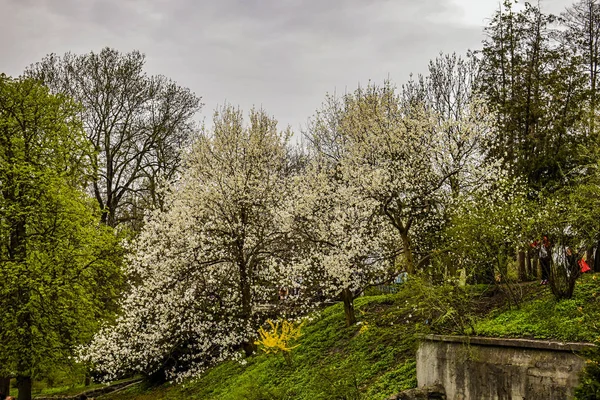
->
[255,319,304,364]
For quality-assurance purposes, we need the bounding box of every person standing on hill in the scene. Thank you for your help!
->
[539,236,552,285]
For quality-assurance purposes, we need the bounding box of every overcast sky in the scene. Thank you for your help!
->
[1,0,574,132]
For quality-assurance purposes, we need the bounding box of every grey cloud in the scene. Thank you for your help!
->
[0,0,574,131]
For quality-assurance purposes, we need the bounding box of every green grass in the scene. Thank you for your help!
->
[102,292,427,400]
[26,377,138,399]
[40,274,600,399]
[475,273,600,341]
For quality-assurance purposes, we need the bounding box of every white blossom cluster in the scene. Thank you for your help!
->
[81,106,293,382]
[307,82,498,273]
[281,163,400,301]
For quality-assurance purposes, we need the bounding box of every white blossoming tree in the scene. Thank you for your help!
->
[307,80,497,275]
[403,53,496,198]
[283,164,399,326]
[82,105,293,382]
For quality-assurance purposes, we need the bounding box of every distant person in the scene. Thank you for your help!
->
[538,236,551,285]
[566,247,576,268]
[578,252,591,274]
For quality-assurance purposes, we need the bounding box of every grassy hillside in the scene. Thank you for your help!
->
[48,273,600,400]
[102,290,428,400]
[475,273,600,342]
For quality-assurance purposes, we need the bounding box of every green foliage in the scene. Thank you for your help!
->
[443,179,535,284]
[479,0,588,189]
[475,274,600,341]
[0,75,124,385]
[534,183,599,299]
[571,277,600,400]
[575,344,600,400]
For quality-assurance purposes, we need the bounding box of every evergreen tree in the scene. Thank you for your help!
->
[479,0,586,189]
[562,0,600,138]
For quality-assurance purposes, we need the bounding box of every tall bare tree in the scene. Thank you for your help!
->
[27,48,202,228]
[403,53,494,197]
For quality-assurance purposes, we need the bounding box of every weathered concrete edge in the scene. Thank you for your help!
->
[421,334,596,352]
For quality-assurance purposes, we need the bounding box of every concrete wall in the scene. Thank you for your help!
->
[417,335,595,400]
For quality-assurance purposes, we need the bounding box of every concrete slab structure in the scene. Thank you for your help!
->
[417,335,595,400]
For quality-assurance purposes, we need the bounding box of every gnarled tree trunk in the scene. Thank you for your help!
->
[341,288,356,326]
[400,232,415,274]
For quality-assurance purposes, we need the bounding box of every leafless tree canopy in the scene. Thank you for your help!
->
[27,48,202,228]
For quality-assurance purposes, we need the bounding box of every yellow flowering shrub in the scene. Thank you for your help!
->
[255,319,304,364]
[359,322,369,334]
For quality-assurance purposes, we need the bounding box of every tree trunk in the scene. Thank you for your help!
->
[400,232,415,274]
[0,377,10,397]
[341,288,356,327]
[594,239,600,273]
[242,341,256,357]
[534,254,541,279]
[586,246,594,270]
[517,249,526,281]
[526,248,533,280]
[17,376,31,400]
[240,272,252,322]
[238,261,254,356]
[8,193,29,400]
